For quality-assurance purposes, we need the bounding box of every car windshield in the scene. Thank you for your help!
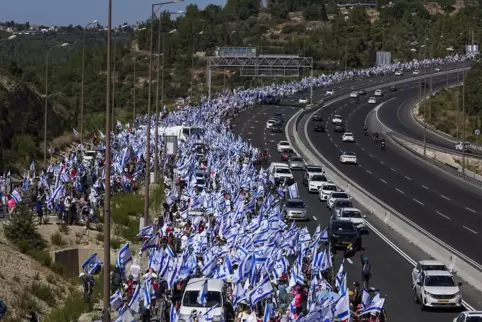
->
[467,317,482,322]
[344,133,353,137]
[291,157,303,162]
[286,201,304,208]
[182,290,222,307]
[424,275,455,287]
[279,142,289,146]
[331,193,348,199]
[422,265,448,271]
[276,168,291,174]
[335,200,353,208]
[323,185,337,191]
[311,175,327,182]
[341,211,362,218]
[332,221,356,232]
[344,152,356,156]
[307,167,322,173]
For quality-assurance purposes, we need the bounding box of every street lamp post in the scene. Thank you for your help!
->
[80,20,98,147]
[103,0,113,320]
[144,0,183,227]
[133,27,147,123]
[190,30,203,101]
[44,42,69,166]
[154,26,179,184]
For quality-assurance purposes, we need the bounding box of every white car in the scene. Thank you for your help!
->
[394,70,403,76]
[319,182,338,201]
[337,207,366,229]
[307,174,328,193]
[327,191,350,209]
[413,70,420,75]
[349,92,358,98]
[179,278,228,321]
[266,120,277,129]
[277,141,291,152]
[342,133,355,142]
[455,141,471,152]
[299,97,309,104]
[368,97,377,104]
[414,270,463,310]
[411,260,450,285]
[453,311,482,322]
[374,89,383,96]
[326,89,335,96]
[340,151,357,164]
[332,115,343,124]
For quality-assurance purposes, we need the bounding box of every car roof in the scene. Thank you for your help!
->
[341,207,360,212]
[322,182,337,187]
[185,278,225,292]
[286,198,303,203]
[419,260,445,266]
[424,270,453,277]
[290,156,302,160]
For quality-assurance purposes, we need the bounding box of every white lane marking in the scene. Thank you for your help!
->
[250,126,255,128]
[413,198,424,206]
[422,185,429,190]
[466,207,476,213]
[395,188,404,194]
[366,170,372,174]
[247,132,253,134]
[390,168,396,172]
[462,226,478,234]
[380,179,387,183]
[312,216,318,221]
[334,144,338,148]
[346,258,354,264]
[369,154,373,157]
[436,211,451,220]
[405,176,412,181]
[380,161,384,165]
[441,195,450,201]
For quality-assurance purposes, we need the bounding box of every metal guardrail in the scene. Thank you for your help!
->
[387,132,482,187]
[389,132,482,160]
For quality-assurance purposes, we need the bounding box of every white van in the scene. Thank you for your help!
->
[179,278,233,322]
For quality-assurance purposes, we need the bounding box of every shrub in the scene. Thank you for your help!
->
[3,212,47,251]
[50,262,68,277]
[30,281,57,307]
[110,237,122,250]
[50,231,67,246]
[30,250,52,267]
[96,232,104,242]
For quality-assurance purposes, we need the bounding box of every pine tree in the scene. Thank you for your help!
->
[4,211,47,252]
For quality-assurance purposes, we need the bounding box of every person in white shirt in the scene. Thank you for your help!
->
[129,259,141,284]
[181,231,189,250]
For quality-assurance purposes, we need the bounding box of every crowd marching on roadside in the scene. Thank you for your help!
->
[0,53,474,322]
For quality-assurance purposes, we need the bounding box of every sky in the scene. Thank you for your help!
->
[2,0,226,27]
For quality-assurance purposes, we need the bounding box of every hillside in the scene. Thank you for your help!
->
[1,0,482,171]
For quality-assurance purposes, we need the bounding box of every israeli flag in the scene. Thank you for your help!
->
[30,160,35,172]
[359,294,385,316]
[249,278,274,306]
[128,284,142,313]
[273,257,289,279]
[81,253,103,275]
[361,288,371,309]
[73,128,79,136]
[170,302,178,322]
[288,183,299,199]
[137,224,154,238]
[116,243,133,272]
[196,279,208,306]
[11,190,22,204]
[110,289,124,311]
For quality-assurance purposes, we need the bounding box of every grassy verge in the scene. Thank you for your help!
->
[419,86,482,143]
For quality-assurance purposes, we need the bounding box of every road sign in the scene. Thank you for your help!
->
[474,129,480,136]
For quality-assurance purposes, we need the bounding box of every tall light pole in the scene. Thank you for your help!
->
[103,0,113,320]
[145,0,183,227]
[133,27,147,123]
[80,19,98,147]
[44,42,69,166]
[190,30,203,101]
[154,26,179,184]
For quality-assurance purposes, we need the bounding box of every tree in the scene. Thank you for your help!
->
[4,211,47,252]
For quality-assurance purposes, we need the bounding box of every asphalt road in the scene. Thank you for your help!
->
[303,72,482,268]
[231,103,468,322]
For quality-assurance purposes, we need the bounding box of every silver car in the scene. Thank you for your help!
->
[284,199,307,220]
[331,199,354,218]
[289,156,304,170]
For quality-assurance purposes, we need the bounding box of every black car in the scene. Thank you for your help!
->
[334,125,345,132]
[273,113,284,122]
[271,126,283,133]
[358,90,366,96]
[389,85,397,91]
[314,125,326,132]
[263,95,280,105]
[329,219,362,249]
[313,113,323,121]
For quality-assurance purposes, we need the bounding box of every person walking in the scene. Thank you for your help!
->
[360,253,372,288]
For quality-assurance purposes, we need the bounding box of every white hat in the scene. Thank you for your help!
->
[79,272,85,278]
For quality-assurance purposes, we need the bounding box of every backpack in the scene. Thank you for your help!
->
[111,267,122,288]
[0,300,7,314]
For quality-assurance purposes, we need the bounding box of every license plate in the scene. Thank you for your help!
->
[438,300,449,303]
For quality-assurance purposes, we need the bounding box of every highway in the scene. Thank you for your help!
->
[232,102,467,322]
[303,72,482,266]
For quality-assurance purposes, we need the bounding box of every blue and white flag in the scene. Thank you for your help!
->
[116,243,133,272]
[110,289,124,311]
[11,190,22,204]
[73,128,79,136]
[81,253,103,275]
[248,278,274,306]
[196,279,208,306]
[288,183,299,199]
[170,302,178,322]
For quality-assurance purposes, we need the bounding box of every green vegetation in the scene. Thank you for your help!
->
[1,1,482,171]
